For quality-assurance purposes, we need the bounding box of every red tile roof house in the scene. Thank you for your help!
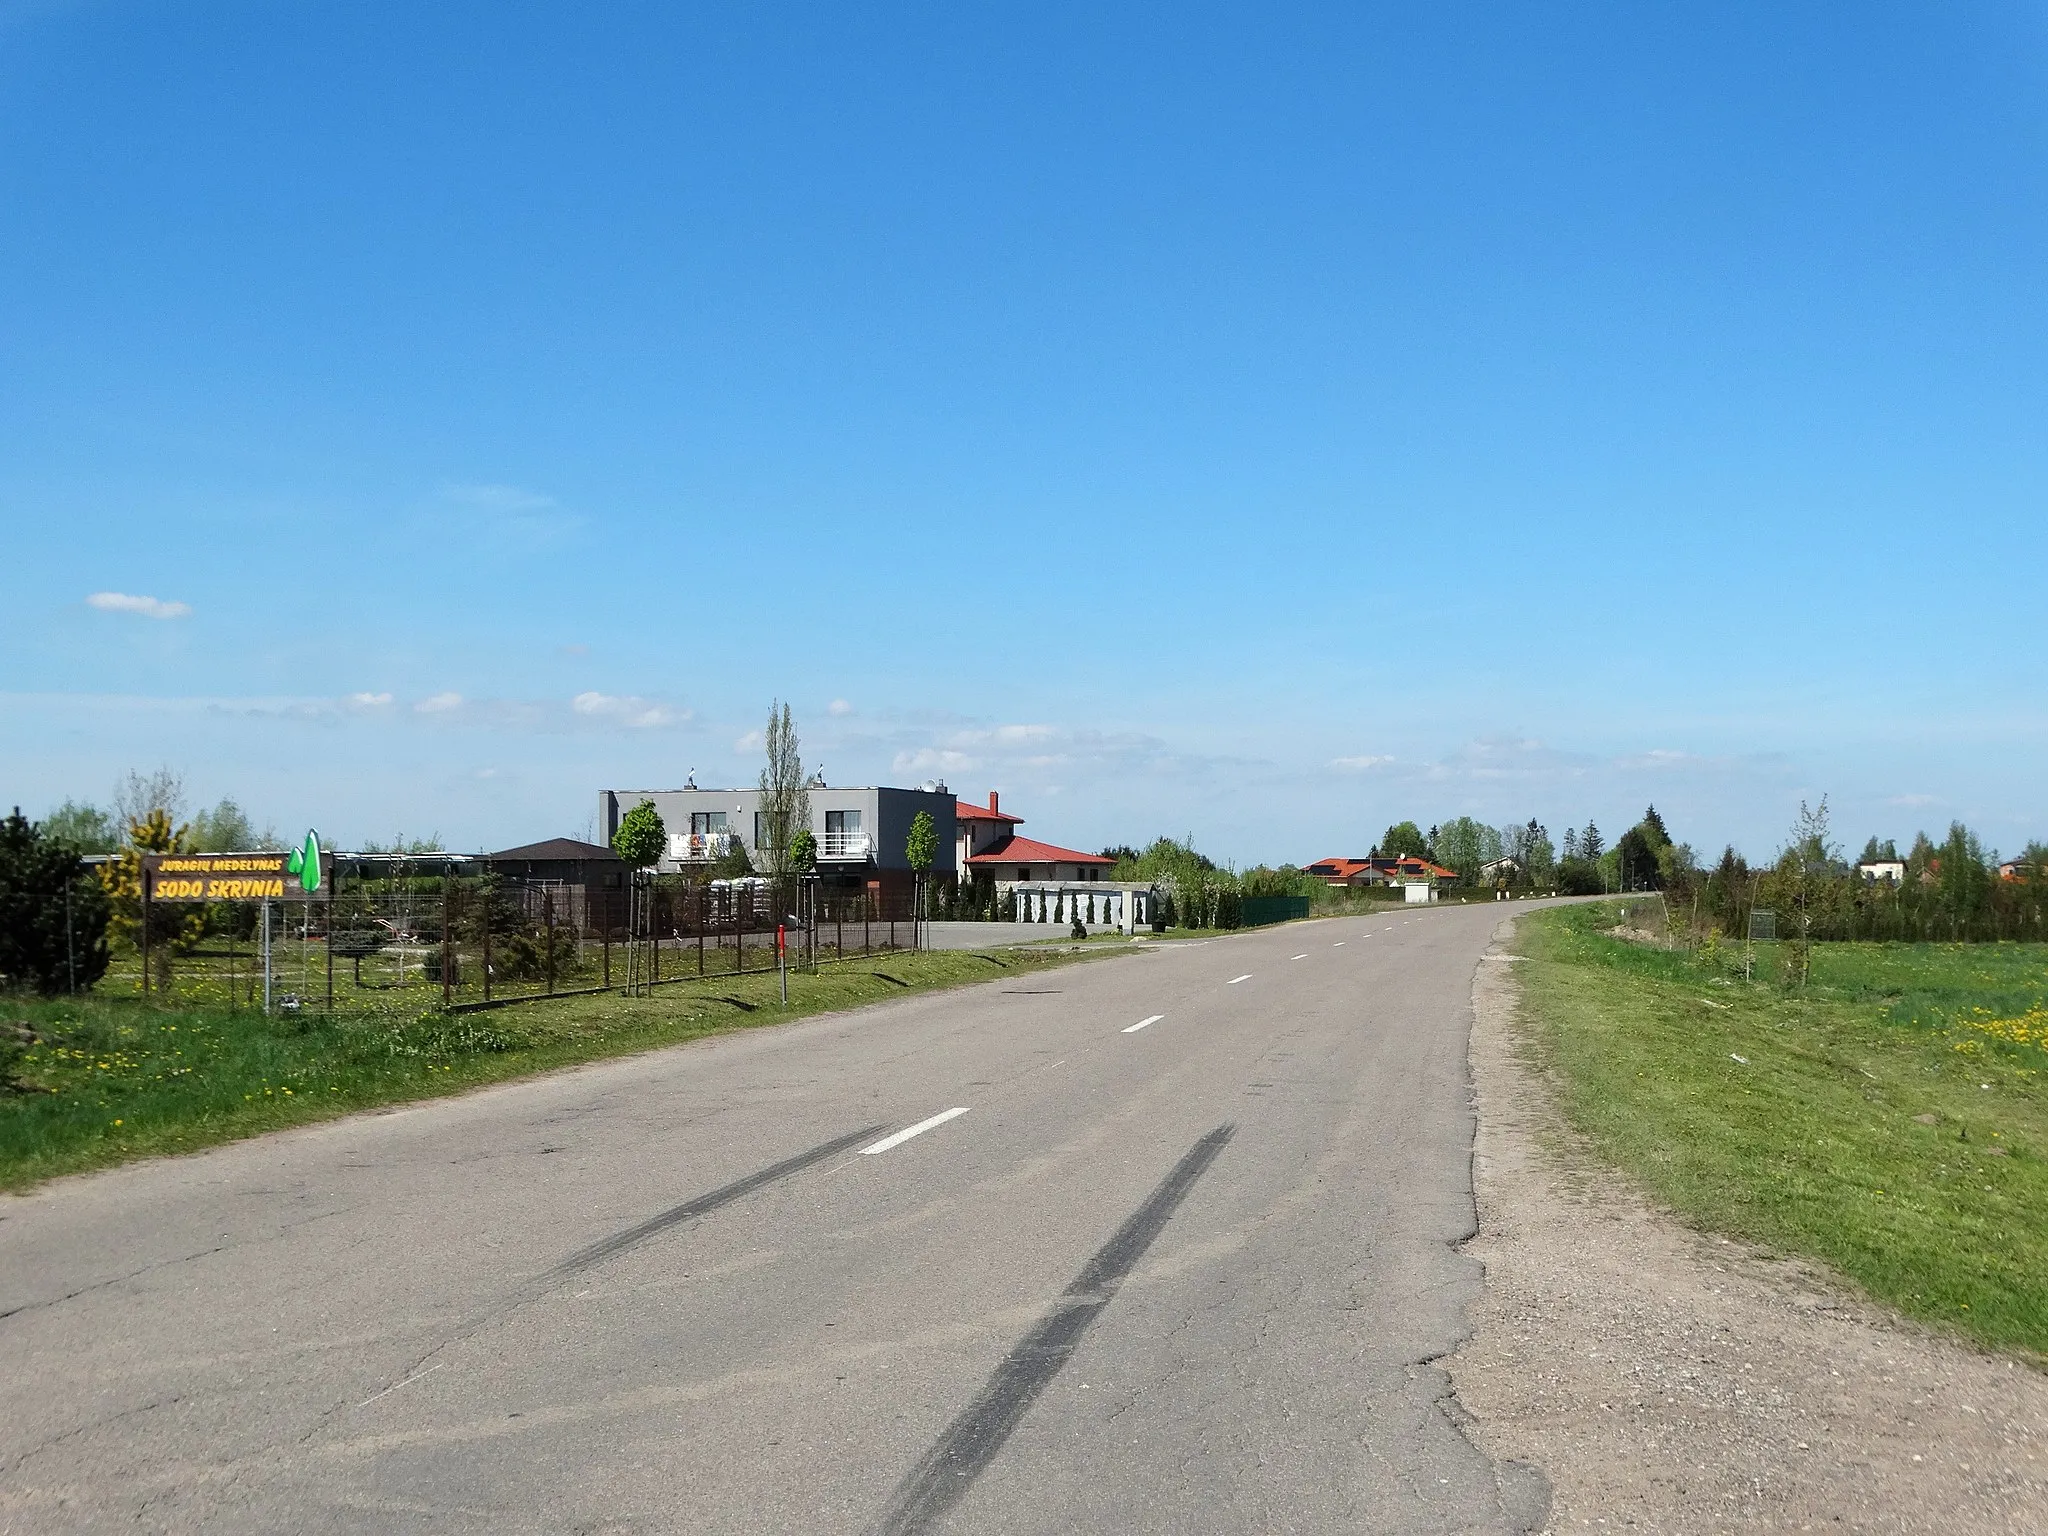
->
[1303,854,1458,902]
[954,790,1024,869]
[955,792,1156,931]
[957,792,1113,883]
[1304,857,1377,887]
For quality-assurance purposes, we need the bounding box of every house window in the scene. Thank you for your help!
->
[825,809,862,835]
[1016,867,1031,882]
[690,812,726,836]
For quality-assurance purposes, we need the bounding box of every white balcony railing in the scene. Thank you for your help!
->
[819,830,873,860]
[668,832,736,861]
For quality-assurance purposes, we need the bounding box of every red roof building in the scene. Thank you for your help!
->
[1303,854,1456,887]
[966,834,1115,883]
[1304,856,1375,886]
[955,790,1024,871]
[955,791,1114,883]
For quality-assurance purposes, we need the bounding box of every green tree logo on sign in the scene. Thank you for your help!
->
[285,830,322,893]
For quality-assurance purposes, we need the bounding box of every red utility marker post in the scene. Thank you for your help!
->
[777,923,788,1005]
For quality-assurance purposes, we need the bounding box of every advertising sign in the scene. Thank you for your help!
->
[145,831,327,902]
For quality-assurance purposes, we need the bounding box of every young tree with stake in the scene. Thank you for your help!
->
[905,810,938,948]
[611,799,666,994]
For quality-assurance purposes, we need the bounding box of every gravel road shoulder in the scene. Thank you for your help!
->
[1448,925,2048,1534]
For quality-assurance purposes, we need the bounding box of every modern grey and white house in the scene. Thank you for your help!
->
[596,782,956,901]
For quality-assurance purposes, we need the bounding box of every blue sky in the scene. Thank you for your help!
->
[3,1,2044,864]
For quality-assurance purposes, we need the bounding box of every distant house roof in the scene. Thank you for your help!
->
[956,794,1023,825]
[489,837,624,863]
[1397,858,1458,881]
[1303,854,1455,882]
[1304,856,1374,880]
[966,834,1114,868]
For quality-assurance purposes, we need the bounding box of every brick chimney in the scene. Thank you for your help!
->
[989,791,999,815]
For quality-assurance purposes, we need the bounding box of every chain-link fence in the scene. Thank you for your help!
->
[33,863,935,1015]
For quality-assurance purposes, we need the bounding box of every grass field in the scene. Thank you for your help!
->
[1515,901,2048,1358]
[0,946,1101,1192]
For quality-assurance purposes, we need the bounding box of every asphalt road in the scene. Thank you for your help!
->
[1,903,1552,1534]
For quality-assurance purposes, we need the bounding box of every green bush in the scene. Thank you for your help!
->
[0,809,111,994]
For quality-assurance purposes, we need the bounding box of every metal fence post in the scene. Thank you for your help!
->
[442,876,454,1010]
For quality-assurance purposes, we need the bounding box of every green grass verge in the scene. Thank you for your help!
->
[0,947,1101,1192]
[1515,902,2048,1358]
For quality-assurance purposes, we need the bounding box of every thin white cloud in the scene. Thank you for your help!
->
[893,747,976,773]
[1443,736,1589,779]
[828,698,854,716]
[571,691,680,729]
[873,718,1227,786]
[415,692,464,714]
[733,729,763,753]
[433,482,583,549]
[1886,793,1938,807]
[1613,748,1701,770]
[993,723,1056,744]
[347,691,394,708]
[87,591,190,620]
[441,482,556,512]
[1330,754,1394,772]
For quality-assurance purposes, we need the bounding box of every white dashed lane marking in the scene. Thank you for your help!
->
[1227,974,1252,985]
[860,1108,970,1156]
[1123,1015,1164,1034]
